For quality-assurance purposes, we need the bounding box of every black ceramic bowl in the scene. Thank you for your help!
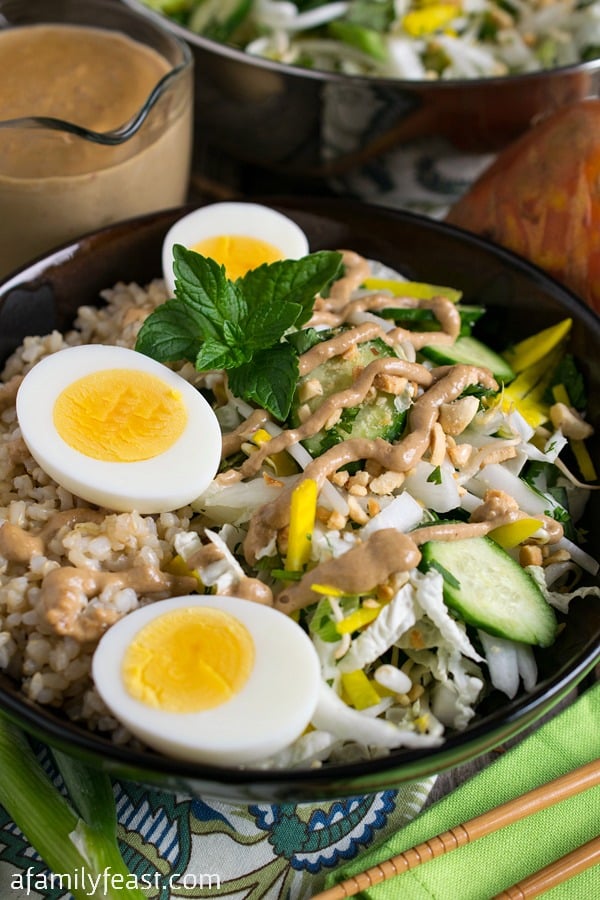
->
[122,0,600,212]
[0,199,599,802]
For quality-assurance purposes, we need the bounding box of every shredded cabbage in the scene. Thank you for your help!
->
[144,0,600,80]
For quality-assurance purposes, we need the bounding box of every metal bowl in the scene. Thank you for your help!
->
[122,0,600,213]
[0,198,598,802]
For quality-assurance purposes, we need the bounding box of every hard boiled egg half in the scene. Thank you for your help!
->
[92,594,321,766]
[162,201,310,295]
[16,344,221,514]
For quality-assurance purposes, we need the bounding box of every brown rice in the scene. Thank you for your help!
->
[0,279,188,744]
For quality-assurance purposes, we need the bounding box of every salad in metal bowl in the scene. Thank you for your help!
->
[140,0,600,79]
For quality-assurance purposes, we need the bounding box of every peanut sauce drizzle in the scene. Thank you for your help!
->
[212,250,565,611]
[0,249,568,639]
[0,513,196,642]
[243,364,499,564]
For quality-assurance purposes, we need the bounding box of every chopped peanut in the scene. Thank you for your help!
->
[376,583,395,602]
[439,395,480,436]
[448,442,473,468]
[327,510,347,530]
[363,598,381,609]
[542,548,572,566]
[373,373,408,395]
[519,544,543,567]
[429,422,446,466]
[331,470,350,487]
[297,378,323,403]
[370,470,406,495]
[324,409,342,430]
[367,497,381,517]
[549,402,594,440]
[347,495,369,525]
[316,506,332,523]
[297,403,312,424]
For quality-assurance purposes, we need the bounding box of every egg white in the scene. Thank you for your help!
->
[92,594,322,766]
[162,201,310,296]
[16,344,222,514]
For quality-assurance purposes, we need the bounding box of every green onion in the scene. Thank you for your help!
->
[0,717,144,900]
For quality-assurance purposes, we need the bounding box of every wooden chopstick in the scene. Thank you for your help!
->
[493,833,600,898]
[310,757,600,900]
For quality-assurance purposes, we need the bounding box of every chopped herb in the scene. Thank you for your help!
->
[309,598,343,642]
[543,354,587,410]
[270,568,304,582]
[286,326,324,355]
[427,465,443,484]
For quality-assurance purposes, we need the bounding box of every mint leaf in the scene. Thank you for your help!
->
[228,343,299,421]
[245,292,302,351]
[173,244,247,343]
[240,251,343,328]
[195,338,248,372]
[286,327,323,355]
[135,298,204,362]
[136,242,344,421]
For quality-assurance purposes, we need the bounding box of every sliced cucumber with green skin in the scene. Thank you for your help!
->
[290,335,407,457]
[420,535,557,647]
[420,336,515,383]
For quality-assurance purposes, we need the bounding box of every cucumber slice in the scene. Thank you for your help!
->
[378,304,485,336]
[420,336,515,383]
[420,535,557,647]
[290,335,407,457]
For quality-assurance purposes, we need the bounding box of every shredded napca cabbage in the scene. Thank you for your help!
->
[146,0,600,80]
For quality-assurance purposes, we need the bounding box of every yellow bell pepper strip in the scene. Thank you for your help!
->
[552,385,598,482]
[414,714,431,733]
[341,670,382,710]
[164,553,203,587]
[571,441,597,482]
[502,345,564,427]
[285,477,318,572]
[403,4,459,36]
[336,604,381,634]
[251,428,298,476]
[489,518,543,549]
[362,277,462,302]
[551,383,570,407]
[310,583,347,597]
[503,318,572,373]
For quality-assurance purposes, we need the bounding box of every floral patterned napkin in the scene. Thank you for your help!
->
[0,760,435,899]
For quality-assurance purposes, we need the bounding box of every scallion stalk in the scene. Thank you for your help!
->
[0,717,145,900]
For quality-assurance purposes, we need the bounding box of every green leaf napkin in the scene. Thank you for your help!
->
[324,681,600,899]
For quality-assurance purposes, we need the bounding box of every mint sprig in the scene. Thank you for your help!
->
[135,243,343,420]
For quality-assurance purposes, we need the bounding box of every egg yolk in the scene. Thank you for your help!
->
[122,607,255,713]
[193,234,284,281]
[53,368,187,462]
